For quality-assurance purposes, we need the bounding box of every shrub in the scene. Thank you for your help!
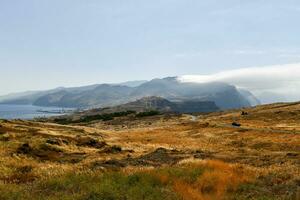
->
[53,118,72,125]
[136,110,160,117]
[75,110,136,123]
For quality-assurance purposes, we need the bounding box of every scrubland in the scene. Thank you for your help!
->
[0,102,299,199]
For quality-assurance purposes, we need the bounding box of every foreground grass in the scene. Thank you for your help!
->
[0,160,254,200]
[1,103,299,200]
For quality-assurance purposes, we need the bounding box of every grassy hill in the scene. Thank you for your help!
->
[49,96,219,125]
[0,102,299,199]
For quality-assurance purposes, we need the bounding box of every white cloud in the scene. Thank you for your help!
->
[178,63,300,102]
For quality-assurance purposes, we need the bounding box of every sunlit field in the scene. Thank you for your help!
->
[0,102,299,199]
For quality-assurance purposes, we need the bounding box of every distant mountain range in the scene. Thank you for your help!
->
[0,77,260,110]
[54,96,220,122]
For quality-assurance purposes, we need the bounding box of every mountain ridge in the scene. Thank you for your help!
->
[86,96,220,114]
[0,77,258,110]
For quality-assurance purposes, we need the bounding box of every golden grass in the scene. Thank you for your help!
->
[0,159,254,200]
[170,160,254,200]
[0,102,299,199]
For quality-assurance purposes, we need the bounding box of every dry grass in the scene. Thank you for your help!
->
[0,102,299,199]
[170,160,254,200]
[0,159,253,200]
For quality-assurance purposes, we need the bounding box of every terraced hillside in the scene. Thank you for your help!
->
[0,102,299,200]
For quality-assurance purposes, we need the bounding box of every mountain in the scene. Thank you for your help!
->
[0,91,38,102]
[130,77,252,109]
[97,96,220,114]
[238,89,261,106]
[0,77,255,110]
[117,80,148,87]
[52,96,220,123]
[0,87,65,105]
[33,84,133,108]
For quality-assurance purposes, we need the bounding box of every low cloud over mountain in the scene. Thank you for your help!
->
[0,78,255,110]
[179,63,300,104]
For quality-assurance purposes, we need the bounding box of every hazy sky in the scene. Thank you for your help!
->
[1,0,300,95]
[180,63,300,102]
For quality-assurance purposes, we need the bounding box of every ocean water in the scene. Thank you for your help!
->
[0,104,73,119]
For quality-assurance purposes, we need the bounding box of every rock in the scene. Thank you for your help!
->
[18,166,33,174]
[38,143,64,153]
[17,143,33,154]
[286,152,298,157]
[232,122,241,127]
[127,148,187,167]
[241,111,248,115]
[46,138,62,145]
[91,159,126,170]
[104,160,126,167]
[77,137,107,149]
[100,145,122,154]
[193,150,213,159]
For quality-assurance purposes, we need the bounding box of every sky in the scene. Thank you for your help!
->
[1,0,300,96]
[179,63,300,103]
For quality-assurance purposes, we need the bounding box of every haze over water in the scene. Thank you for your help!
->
[0,104,72,119]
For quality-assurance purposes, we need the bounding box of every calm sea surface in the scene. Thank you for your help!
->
[0,104,73,119]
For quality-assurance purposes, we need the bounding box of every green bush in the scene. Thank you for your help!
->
[54,118,72,125]
[136,110,160,117]
[77,110,136,123]
[54,110,137,124]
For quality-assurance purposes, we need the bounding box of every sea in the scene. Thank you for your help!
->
[0,104,74,119]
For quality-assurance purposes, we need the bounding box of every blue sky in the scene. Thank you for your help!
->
[1,0,300,95]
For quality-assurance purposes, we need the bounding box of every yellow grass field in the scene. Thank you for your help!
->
[0,102,299,199]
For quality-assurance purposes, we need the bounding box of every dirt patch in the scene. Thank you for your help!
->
[1,165,37,184]
[127,148,189,167]
[16,143,86,163]
[17,143,33,154]
[90,148,190,169]
[230,140,246,148]
[99,145,122,154]
[251,142,273,150]
[286,152,299,157]
[76,136,107,149]
[46,138,69,145]
[193,150,214,159]
[91,159,126,170]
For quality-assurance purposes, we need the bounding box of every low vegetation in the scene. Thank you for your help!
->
[0,102,299,199]
[54,110,136,124]
[54,110,160,124]
[0,160,254,200]
[136,110,160,117]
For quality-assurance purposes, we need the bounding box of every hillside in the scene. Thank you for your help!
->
[0,101,299,199]
[0,77,257,109]
[51,96,220,124]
